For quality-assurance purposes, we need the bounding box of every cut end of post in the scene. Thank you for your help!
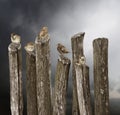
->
[93,38,108,48]
[8,43,21,52]
[58,55,71,65]
[93,37,108,43]
[71,32,85,39]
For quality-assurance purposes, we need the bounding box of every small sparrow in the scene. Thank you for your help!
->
[24,42,35,52]
[11,33,21,44]
[57,43,69,55]
[79,56,86,65]
[39,26,48,38]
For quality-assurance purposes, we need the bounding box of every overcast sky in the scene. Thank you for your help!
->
[0,0,120,114]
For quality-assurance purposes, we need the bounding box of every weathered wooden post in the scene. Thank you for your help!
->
[84,66,92,115]
[24,42,38,115]
[93,38,109,115]
[53,57,71,115]
[35,27,52,115]
[8,33,23,115]
[75,56,92,115]
[71,32,85,115]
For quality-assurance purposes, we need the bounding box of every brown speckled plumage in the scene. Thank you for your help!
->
[24,42,35,52]
[11,33,21,44]
[57,43,69,55]
[39,27,48,38]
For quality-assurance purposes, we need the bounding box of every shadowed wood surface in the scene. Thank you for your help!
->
[8,43,23,115]
[26,51,37,115]
[71,32,85,115]
[35,36,52,115]
[84,66,92,115]
[93,38,109,115]
[53,57,71,115]
[75,63,92,115]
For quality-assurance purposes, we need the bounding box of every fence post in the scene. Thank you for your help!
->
[71,32,85,115]
[8,43,23,115]
[93,38,109,115]
[35,34,52,115]
[84,66,92,115]
[53,57,71,115]
[75,60,92,115]
[25,46,38,115]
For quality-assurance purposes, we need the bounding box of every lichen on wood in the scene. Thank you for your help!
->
[93,38,109,115]
[75,63,92,115]
[35,35,52,115]
[8,43,23,115]
[25,50,38,115]
[53,57,71,115]
[71,32,85,115]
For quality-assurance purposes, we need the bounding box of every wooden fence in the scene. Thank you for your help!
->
[8,30,109,115]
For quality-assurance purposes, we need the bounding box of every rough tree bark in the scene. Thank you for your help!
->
[53,57,71,115]
[75,63,92,115]
[8,43,23,115]
[93,38,109,115]
[71,32,85,115]
[35,36,52,115]
[25,51,37,115]
[84,66,92,115]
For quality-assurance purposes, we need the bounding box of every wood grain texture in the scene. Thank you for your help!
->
[84,66,92,115]
[93,38,109,115]
[35,36,52,115]
[75,64,92,115]
[53,57,71,115]
[26,51,38,115]
[71,32,85,115]
[8,43,23,115]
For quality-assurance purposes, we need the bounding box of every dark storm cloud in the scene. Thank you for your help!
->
[0,0,69,40]
[0,0,69,91]
[1,0,120,114]
[0,0,71,114]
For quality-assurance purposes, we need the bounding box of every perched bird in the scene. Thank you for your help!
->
[39,26,48,38]
[79,56,86,65]
[57,43,69,55]
[24,42,35,52]
[11,33,21,44]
